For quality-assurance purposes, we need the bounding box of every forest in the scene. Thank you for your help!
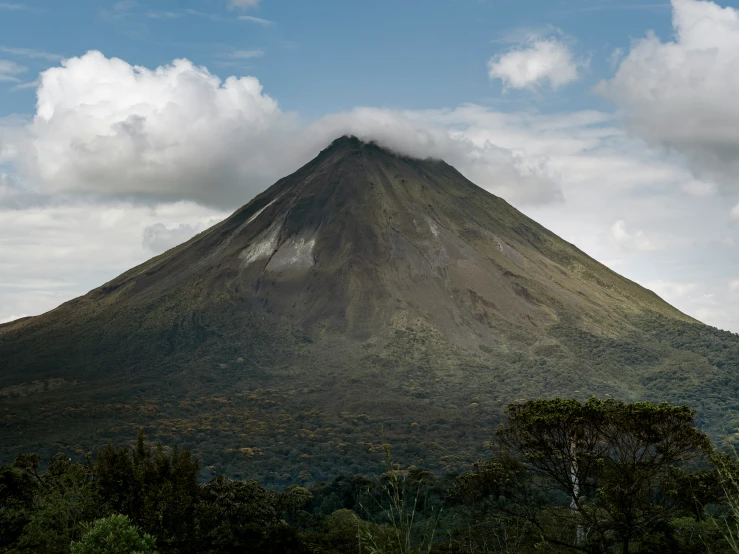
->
[2,398,739,553]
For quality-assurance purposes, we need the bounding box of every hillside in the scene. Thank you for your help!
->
[1,136,738,486]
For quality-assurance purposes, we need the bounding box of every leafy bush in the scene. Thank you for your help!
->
[70,514,157,554]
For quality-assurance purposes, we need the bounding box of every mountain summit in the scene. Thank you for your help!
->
[1,136,737,484]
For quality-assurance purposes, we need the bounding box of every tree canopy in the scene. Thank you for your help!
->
[1,399,737,553]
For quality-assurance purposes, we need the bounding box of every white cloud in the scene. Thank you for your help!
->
[0,172,20,196]
[6,51,291,207]
[0,200,227,323]
[0,51,561,208]
[0,59,26,82]
[0,46,61,61]
[228,0,260,9]
[488,38,582,90]
[238,15,273,25]
[642,278,739,331]
[312,108,562,205]
[0,314,28,324]
[0,172,35,209]
[609,48,624,69]
[682,179,717,197]
[11,77,40,91]
[732,203,739,220]
[597,0,739,191]
[647,280,697,301]
[607,219,662,252]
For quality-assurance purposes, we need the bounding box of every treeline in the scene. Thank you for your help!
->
[2,398,739,553]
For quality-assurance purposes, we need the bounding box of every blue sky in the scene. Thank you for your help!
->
[1,0,681,117]
[3,0,739,332]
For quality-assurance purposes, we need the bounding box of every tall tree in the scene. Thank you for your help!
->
[483,398,713,553]
[92,429,200,551]
[12,454,101,553]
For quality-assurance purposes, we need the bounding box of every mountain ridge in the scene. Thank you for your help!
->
[1,136,735,486]
[1,136,690,334]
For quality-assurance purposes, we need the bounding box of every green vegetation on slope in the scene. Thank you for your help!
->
[3,313,739,488]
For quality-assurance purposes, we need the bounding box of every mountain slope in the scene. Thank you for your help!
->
[1,136,737,485]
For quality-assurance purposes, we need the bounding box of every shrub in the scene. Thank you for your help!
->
[71,513,157,554]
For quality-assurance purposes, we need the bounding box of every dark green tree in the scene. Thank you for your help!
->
[0,464,37,549]
[92,429,200,552]
[452,399,714,552]
[196,476,309,553]
[492,398,713,553]
[451,454,542,552]
[12,454,101,553]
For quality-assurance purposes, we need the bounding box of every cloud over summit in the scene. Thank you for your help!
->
[1,51,561,209]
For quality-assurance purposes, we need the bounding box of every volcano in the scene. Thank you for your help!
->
[2,136,738,485]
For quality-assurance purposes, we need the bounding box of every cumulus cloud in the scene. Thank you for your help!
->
[597,0,739,191]
[488,38,582,90]
[1,51,562,208]
[6,51,301,207]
